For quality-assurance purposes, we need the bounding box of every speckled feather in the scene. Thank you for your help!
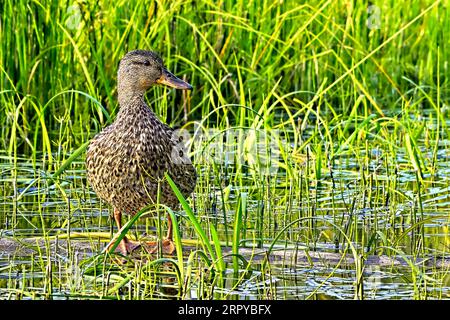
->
[86,50,196,215]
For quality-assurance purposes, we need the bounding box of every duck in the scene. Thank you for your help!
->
[86,50,196,256]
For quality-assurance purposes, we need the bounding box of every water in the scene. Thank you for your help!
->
[0,130,449,300]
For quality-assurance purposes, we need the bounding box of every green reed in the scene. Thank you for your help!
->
[0,0,449,300]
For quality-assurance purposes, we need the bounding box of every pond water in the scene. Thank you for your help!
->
[0,121,449,300]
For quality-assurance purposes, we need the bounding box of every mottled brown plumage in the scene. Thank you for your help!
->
[86,50,196,256]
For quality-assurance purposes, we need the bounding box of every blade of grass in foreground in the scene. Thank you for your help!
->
[166,208,185,280]
[209,220,226,272]
[233,192,246,272]
[51,141,90,179]
[165,173,224,272]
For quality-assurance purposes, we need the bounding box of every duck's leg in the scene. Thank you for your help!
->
[163,213,175,254]
[107,208,141,255]
[143,213,175,255]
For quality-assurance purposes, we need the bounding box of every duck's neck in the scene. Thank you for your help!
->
[117,82,145,106]
[117,83,153,117]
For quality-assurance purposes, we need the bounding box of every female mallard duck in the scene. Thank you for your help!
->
[86,50,196,256]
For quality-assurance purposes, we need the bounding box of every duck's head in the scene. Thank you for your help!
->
[118,50,192,98]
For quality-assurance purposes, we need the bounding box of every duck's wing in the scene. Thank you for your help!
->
[137,123,196,198]
[164,127,197,197]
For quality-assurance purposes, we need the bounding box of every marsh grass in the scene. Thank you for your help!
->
[0,0,449,300]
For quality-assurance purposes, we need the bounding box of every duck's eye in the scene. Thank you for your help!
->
[143,60,150,66]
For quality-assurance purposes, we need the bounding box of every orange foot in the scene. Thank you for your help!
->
[106,237,141,256]
[142,239,175,255]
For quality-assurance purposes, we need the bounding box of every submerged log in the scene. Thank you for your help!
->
[0,237,448,269]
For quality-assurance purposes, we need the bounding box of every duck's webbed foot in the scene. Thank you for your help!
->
[142,239,175,255]
[107,237,141,256]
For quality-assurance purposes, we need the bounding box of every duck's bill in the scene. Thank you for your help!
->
[156,69,193,90]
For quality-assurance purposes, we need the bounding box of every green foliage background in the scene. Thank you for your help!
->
[0,0,448,159]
